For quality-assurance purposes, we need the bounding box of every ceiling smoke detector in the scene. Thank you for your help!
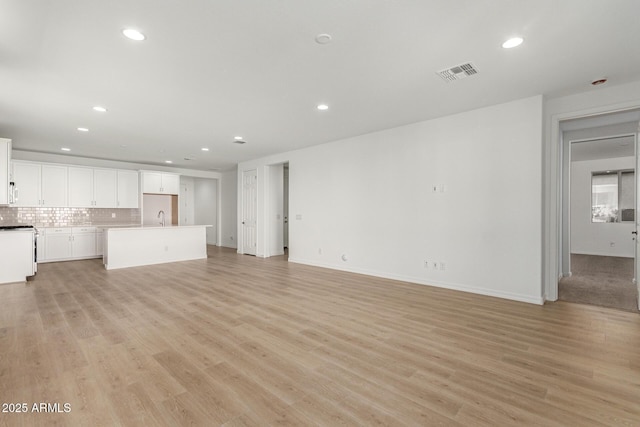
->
[436,62,479,82]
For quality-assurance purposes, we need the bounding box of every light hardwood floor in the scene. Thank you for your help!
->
[1,246,639,426]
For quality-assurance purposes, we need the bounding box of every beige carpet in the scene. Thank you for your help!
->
[559,254,639,312]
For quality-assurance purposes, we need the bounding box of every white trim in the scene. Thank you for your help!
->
[289,257,544,306]
[545,99,640,303]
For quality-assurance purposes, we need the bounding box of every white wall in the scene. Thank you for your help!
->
[193,178,217,245]
[239,95,544,304]
[220,168,237,248]
[267,164,284,256]
[570,156,635,258]
[142,194,173,226]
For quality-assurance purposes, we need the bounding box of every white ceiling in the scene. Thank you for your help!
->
[2,0,640,171]
[571,135,635,162]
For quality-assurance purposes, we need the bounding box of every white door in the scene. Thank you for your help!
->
[180,183,194,225]
[242,169,258,255]
[283,165,289,249]
[635,131,640,309]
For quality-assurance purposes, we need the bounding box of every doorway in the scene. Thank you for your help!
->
[241,169,258,256]
[559,112,640,311]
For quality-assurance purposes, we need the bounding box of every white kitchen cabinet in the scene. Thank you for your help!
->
[37,230,46,262]
[94,169,117,207]
[0,138,11,206]
[12,161,67,207]
[40,227,99,262]
[0,229,35,284]
[142,171,179,195]
[11,161,40,206]
[41,165,68,206]
[117,170,139,208]
[68,166,94,207]
[96,228,104,256]
[69,167,117,208]
[71,227,97,258]
[44,228,72,261]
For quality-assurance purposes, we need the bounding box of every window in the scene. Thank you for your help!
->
[591,169,635,223]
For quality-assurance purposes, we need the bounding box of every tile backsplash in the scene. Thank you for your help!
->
[0,207,140,227]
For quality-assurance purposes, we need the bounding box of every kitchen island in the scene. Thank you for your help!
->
[103,225,211,270]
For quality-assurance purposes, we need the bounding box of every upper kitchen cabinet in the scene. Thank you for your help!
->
[117,170,139,208]
[0,138,10,206]
[12,161,67,207]
[141,171,179,195]
[68,166,117,208]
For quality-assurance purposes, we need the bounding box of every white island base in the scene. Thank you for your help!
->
[104,225,211,270]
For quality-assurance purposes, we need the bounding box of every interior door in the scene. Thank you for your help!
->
[283,165,289,249]
[635,131,640,309]
[242,169,258,255]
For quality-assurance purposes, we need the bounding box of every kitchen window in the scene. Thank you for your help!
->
[591,169,635,223]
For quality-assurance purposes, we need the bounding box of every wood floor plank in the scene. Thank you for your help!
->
[0,245,638,426]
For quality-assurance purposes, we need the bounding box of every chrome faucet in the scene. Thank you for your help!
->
[157,210,165,227]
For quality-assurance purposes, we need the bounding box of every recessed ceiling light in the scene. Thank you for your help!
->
[201,147,210,151]
[123,29,145,41]
[77,127,89,132]
[315,33,332,44]
[591,78,607,86]
[317,104,329,111]
[93,106,107,112]
[502,37,524,49]
[61,147,71,152]
[165,160,173,164]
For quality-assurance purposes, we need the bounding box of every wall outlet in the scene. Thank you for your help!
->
[431,185,438,193]
[610,242,615,247]
[296,214,302,220]
[440,262,446,271]
[439,184,446,193]
[424,260,429,269]
[432,261,439,270]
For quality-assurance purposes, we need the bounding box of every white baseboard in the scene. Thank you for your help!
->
[288,257,544,305]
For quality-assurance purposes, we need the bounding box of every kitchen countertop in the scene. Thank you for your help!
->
[104,224,212,231]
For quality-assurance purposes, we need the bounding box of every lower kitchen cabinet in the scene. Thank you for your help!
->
[72,227,97,258]
[40,227,99,262]
[43,228,72,261]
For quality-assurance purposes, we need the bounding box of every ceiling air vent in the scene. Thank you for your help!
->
[436,62,478,82]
